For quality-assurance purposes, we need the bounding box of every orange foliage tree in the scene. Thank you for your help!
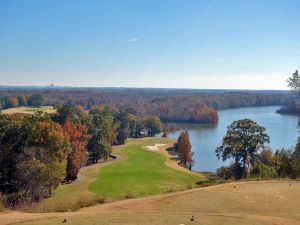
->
[177,131,194,170]
[62,117,88,181]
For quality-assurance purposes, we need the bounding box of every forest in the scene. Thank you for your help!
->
[0,88,291,124]
[0,104,164,207]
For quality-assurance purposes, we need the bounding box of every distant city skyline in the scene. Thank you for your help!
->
[1,0,299,90]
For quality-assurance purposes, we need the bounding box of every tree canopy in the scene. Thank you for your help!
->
[287,70,300,96]
[177,131,194,170]
[28,93,45,107]
[216,119,270,178]
[144,115,162,137]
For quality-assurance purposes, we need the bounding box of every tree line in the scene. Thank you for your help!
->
[0,93,45,109]
[0,104,164,207]
[0,88,291,124]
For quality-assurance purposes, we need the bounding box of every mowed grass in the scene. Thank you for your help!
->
[89,144,204,198]
[27,138,202,212]
[1,106,56,115]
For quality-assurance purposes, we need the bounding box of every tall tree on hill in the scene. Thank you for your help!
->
[177,131,194,170]
[216,119,270,179]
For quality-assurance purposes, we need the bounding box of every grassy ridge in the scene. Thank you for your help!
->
[89,144,204,198]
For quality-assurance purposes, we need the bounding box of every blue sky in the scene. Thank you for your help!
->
[0,0,299,89]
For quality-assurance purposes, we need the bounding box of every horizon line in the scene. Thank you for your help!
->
[0,85,290,92]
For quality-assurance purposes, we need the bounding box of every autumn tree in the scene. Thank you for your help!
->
[144,115,162,137]
[249,148,276,179]
[16,119,70,202]
[62,117,88,181]
[190,106,218,124]
[89,104,105,115]
[52,104,90,179]
[6,97,19,108]
[216,119,270,179]
[0,113,71,205]
[177,131,194,170]
[258,148,275,166]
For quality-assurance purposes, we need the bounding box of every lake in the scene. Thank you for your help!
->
[166,106,300,172]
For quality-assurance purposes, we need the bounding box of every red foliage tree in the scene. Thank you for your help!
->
[62,117,88,181]
[177,131,194,170]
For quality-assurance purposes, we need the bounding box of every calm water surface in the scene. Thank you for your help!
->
[167,106,300,172]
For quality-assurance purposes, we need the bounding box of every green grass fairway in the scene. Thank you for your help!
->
[89,144,204,199]
[28,138,202,212]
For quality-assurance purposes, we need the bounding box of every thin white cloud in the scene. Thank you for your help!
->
[123,38,140,42]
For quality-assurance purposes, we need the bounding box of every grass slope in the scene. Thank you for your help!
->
[89,144,203,198]
[2,181,300,225]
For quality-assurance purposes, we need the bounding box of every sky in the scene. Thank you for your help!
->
[0,0,300,89]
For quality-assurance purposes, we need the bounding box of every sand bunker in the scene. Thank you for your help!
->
[146,143,166,151]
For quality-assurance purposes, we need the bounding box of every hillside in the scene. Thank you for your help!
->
[1,181,299,225]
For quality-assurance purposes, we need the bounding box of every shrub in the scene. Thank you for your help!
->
[124,192,134,199]
[250,162,277,179]
[216,163,242,180]
[259,148,275,166]
[0,194,4,211]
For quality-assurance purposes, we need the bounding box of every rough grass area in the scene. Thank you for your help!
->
[2,181,300,225]
[1,106,56,115]
[89,144,204,199]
